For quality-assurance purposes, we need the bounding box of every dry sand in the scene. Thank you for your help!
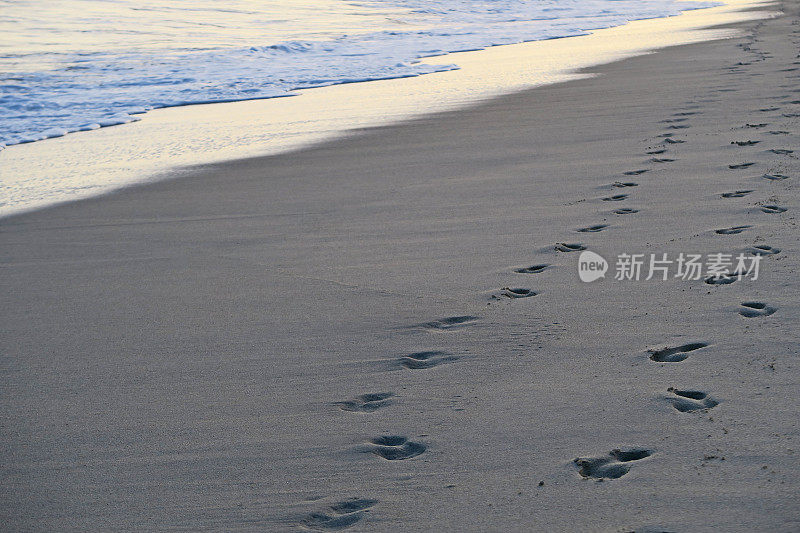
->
[1,2,799,531]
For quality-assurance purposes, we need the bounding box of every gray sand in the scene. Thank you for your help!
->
[2,3,799,532]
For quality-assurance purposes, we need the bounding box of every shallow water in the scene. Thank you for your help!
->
[0,0,771,218]
[0,0,716,148]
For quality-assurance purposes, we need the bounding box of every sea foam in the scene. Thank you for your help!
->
[0,0,717,149]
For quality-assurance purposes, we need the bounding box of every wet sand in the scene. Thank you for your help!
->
[1,2,798,531]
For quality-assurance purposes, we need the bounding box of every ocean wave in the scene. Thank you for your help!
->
[0,0,717,148]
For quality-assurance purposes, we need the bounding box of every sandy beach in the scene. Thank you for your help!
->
[1,1,799,531]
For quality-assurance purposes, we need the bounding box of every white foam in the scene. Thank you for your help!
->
[0,0,717,148]
[2,0,773,217]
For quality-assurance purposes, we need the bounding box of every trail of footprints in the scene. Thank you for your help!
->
[573,31,790,481]
[306,20,794,526]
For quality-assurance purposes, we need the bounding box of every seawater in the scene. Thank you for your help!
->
[0,0,717,148]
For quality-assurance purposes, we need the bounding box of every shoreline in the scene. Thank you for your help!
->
[0,0,775,219]
[2,1,799,532]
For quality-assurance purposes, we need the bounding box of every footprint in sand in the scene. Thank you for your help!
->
[715,225,752,235]
[612,181,638,188]
[666,388,719,412]
[762,173,790,181]
[302,498,378,531]
[665,124,690,130]
[555,243,586,252]
[663,138,685,144]
[646,149,667,155]
[574,449,653,480]
[704,273,740,285]
[767,130,791,135]
[721,189,754,198]
[661,118,689,124]
[769,148,794,155]
[731,140,760,146]
[729,162,756,169]
[577,224,609,233]
[412,316,479,331]
[760,205,787,214]
[649,342,709,363]
[399,351,457,369]
[494,287,537,299]
[674,111,700,116]
[739,301,777,318]
[650,157,675,163]
[514,264,549,274]
[337,393,394,413]
[624,169,650,176]
[603,194,628,202]
[368,436,426,460]
[613,208,639,215]
[757,106,780,112]
[745,244,781,256]
[744,123,768,128]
